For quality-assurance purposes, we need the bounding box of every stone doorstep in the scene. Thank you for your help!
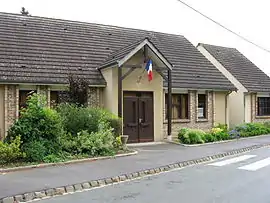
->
[0,150,138,174]
[1,143,270,203]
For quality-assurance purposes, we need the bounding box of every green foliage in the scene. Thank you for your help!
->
[0,136,25,165]
[57,103,122,136]
[75,122,115,156]
[67,74,90,106]
[178,128,190,144]
[22,140,48,162]
[113,136,123,149]
[214,123,228,132]
[43,154,65,163]
[235,122,270,137]
[210,127,230,141]
[179,121,270,145]
[204,133,216,143]
[2,94,123,166]
[178,128,205,144]
[6,94,64,147]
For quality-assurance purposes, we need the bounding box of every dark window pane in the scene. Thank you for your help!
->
[257,97,270,116]
[165,94,189,119]
[19,90,36,110]
[50,91,60,107]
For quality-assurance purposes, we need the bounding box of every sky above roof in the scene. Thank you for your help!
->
[2,0,270,76]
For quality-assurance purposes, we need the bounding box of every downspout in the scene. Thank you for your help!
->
[225,90,232,128]
[243,93,246,123]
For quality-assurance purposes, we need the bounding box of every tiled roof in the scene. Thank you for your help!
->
[0,12,235,90]
[201,43,270,92]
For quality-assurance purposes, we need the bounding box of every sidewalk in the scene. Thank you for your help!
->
[1,135,270,199]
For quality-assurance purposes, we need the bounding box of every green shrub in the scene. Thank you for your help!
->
[22,140,48,162]
[113,136,123,149]
[178,128,190,144]
[59,133,79,155]
[0,136,25,165]
[214,123,228,132]
[57,103,122,136]
[214,131,230,141]
[6,94,64,148]
[204,133,216,143]
[178,128,205,144]
[235,122,270,137]
[43,154,65,163]
[187,129,205,144]
[76,122,115,156]
[263,121,270,129]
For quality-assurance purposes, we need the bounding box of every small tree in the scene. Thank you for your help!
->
[20,7,30,16]
[67,74,89,106]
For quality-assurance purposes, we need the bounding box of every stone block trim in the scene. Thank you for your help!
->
[87,87,101,107]
[163,90,215,139]
[1,143,269,203]
[4,85,18,137]
[37,85,50,107]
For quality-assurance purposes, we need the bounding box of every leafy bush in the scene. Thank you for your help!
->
[0,136,25,165]
[204,133,216,142]
[178,128,205,144]
[235,123,270,137]
[210,127,230,141]
[75,122,115,156]
[22,140,48,162]
[6,94,64,147]
[57,104,122,136]
[214,123,228,132]
[43,154,65,163]
[188,129,205,144]
[113,136,123,149]
[178,128,190,144]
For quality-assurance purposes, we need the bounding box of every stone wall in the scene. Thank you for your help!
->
[163,91,214,139]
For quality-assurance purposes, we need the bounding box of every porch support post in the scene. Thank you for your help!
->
[118,66,122,118]
[167,69,172,137]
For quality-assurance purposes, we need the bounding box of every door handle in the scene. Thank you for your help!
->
[127,123,137,127]
[141,122,149,127]
[139,118,143,124]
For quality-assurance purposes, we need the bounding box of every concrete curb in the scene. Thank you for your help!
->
[1,143,270,203]
[0,150,138,174]
[168,134,270,147]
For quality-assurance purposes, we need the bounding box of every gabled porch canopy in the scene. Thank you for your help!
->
[99,38,173,137]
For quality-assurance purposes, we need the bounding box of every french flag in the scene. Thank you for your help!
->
[145,59,153,81]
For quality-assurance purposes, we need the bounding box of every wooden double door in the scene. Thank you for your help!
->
[123,91,154,143]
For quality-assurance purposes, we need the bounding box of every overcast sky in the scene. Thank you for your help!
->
[2,0,270,76]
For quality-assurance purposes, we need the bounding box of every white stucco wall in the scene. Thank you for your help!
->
[244,94,252,123]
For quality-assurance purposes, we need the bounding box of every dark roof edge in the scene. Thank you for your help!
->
[0,12,185,39]
[0,81,107,87]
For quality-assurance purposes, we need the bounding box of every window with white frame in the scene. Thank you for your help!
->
[197,94,207,119]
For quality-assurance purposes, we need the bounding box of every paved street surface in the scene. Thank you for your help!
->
[39,147,270,203]
[1,135,270,198]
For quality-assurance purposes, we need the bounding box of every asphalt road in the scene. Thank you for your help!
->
[2,136,270,198]
[38,147,270,203]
